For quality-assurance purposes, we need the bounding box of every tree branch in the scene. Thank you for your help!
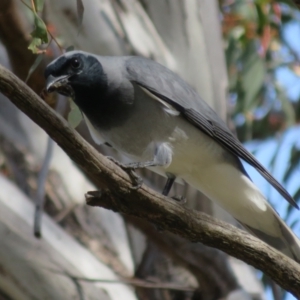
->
[0,64,300,297]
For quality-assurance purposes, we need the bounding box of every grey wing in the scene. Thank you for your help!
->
[126,57,298,209]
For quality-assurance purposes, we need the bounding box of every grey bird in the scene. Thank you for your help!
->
[45,50,300,262]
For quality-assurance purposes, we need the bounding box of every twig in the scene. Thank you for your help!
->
[49,269,195,292]
[47,30,64,53]
[34,95,66,237]
[19,0,32,11]
[34,135,54,238]
[0,64,300,297]
[270,280,283,300]
[125,216,238,295]
[19,0,64,54]
[30,0,36,13]
[72,276,194,292]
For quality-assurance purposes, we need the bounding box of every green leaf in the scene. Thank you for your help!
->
[293,186,300,203]
[283,144,300,182]
[25,54,44,82]
[34,0,44,12]
[68,101,82,128]
[276,85,295,128]
[32,13,48,43]
[285,186,300,217]
[226,36,238,67]
[28,13,48,53]
[235,1,257,21]
[241,46,265,111]
[28,37,42,54]
[255,3,268,35]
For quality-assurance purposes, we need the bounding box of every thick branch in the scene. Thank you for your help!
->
[0,64,300,297]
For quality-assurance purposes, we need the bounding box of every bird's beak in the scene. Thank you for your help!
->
[45,74,74,97]
[46,74,71,93]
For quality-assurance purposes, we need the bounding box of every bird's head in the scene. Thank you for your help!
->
[44,51,107,98]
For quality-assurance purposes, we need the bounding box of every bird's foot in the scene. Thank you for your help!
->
[106,156,143,190]
[171,195,187,204]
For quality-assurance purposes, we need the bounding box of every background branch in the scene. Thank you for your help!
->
[0,64,299,297]
[292,0,300,9]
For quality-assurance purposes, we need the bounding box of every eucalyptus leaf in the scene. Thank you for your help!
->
[28,13,48,53]
[28,37,42,54]
[33,13,48,42]
[25,54,44,83]
[276,86,295,128]
[241,52,265,111]
[255,2,268,34]
[285,186,300,217]
[283,144,300,182]
[34,0,44,12]
[68,101,82,128]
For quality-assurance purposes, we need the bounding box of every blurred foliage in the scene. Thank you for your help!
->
[21,0,84,74]
[220,0,300,142]
[220,0,300,200]
[21,0,48,53]
[21,0,84,126]
[220,1,300,299]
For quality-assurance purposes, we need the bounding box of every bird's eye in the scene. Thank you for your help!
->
[70,57,81,69]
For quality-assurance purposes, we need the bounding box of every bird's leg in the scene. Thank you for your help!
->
[162,174,186,204]
[106,156,164,190]
[171,194,186,203]
[108,157,185,202]
[106,156,161,169]
[162,175,175,196]
[107,143,174,189]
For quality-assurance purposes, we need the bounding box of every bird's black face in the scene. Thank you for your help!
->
[44,51,106,98]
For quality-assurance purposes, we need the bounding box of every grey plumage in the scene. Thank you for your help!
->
[45,50,300,262]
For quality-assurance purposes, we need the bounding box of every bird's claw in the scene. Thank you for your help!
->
[127,169,143,190]
[171,195,187,204]
[106,156,143,190]
[106,156,125,168]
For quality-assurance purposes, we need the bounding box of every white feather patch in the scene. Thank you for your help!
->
[138,85,180,116]
[83,113,106,145]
